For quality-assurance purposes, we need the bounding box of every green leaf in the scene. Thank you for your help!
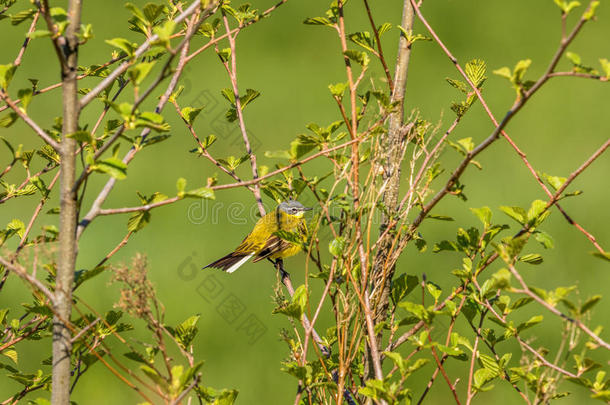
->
[17,88,33,110]
[328,82,348,98]
[239,88,260,109]
[183,187,215,199]
[153,20,176,46]
[599,58,610,79]
[74,266,107,289]
[519,253,543,265]
[348,31,375,52]
[517,315,543,332]
[0,112,18,128]
[135,111,170,132]
[273,285,308,320]
[105,38,137,57]
[591,251,610,262]
[583,1,600,20]
[580,295,601,314]
[0,64,16,89]
[427,214,454,221]
[303,16,333,26]
[499,205,527,225]
[344,49,370,66]
[67,130,93,144]
[391,274,418,303]
[534,231,554,249]
[474,367,496,389]
[329,237,346,257]
[465,59,487,88]
[29,176,49,197]
[127,211,150,232]
[446,77,469,93]
[566,51,582,66]
[93,157,127,179]
[27,29,52,39]
[176,178,186,194]
[470,206,492,228]
[128,61,156,86]
[527,199,549,226]
[542,173,567,190]
[493,66,512,80]
[181,106,203,126]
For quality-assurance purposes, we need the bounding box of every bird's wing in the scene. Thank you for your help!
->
[252,220,307,263]
[251,235,291,262]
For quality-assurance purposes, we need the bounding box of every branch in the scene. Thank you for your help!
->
[220,13,265,216]
[409,0,604,252]
[0,256,55,304]
[507,262,610,350]
[0,91,61,150]
[78,0,217,108]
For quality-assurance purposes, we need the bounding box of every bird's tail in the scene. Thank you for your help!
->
[203,252,255,273]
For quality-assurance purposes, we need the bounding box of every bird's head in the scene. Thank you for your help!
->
[278,200,312,218]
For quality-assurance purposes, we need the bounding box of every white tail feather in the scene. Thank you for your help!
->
[226,253,255,273]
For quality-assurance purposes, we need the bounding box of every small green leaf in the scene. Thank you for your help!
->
[273,285,308,319]
[105,38,137,57]
[517,315,543,332]
[470,206,492,228]
[329,237,346,257]
[176,177,187,195]
[599,58,610,79]
[128,61,156,86]
[0,64,16,89]
[580,295,601,314]
[67,130,93,144]
[181,106,203,126]
[17,88,33,110]
[499,205,526,225]
[183,187,215,199]
[153,20,176,46]
[303,16,333,26]
[344,49,370,67]
[391,274,418,303]
[93,157,127,179]
[519,253,543,265]
[591,251,610,262]
[583,1,599,19]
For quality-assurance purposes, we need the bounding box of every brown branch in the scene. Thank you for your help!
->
[548,71,609,81]
[410,0,604,252]
[507,262,610,350]
[76,8,211,239]
[171,98,246,184]
[220,13,264,216]
[79,0,217,108]
[389,135,609,353]
[0,56,124,114]
[52,0,82,403]
[0,256,55,304]
[14,10,40,67]
[362,0,394,91]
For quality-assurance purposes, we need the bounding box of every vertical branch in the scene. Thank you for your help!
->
[53,1,82,404]
[369,0,414,366]
[221,14,265,217]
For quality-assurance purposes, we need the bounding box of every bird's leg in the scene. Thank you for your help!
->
[269,258,290,285]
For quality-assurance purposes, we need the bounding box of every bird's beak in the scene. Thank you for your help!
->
[303,207,313,211]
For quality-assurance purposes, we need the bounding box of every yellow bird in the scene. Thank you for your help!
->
[203,200,312,273]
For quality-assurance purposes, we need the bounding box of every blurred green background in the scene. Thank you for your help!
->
[1,0,609,403]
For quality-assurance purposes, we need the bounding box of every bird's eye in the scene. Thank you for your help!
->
[292,208,297,214]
